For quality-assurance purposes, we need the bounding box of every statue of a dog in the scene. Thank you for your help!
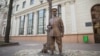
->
[40,43,56,53]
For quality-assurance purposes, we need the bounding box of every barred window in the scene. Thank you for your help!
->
[27,13,34,35]
[37,9,46,34]
[19,16,25,35]
[58,4,62,17]
[30,0,34,5]
[16,5,19,11]
[22,1,26,8]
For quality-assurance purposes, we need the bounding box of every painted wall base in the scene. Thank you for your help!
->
[10,34,95,44]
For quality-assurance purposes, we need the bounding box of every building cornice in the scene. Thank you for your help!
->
[14,0,66,16]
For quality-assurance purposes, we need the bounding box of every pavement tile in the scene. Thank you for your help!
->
[14,49,100,56]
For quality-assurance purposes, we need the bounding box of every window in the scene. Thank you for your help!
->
[58,5,62,17]
[19,16,25,35]
[30,0,34,5]
[16,5,19,11]
[22,1,26,8]
[37,9,46,34]
[27,13,34,34]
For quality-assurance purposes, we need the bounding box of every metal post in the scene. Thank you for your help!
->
[47,0,52,48]
[47,0,52,19]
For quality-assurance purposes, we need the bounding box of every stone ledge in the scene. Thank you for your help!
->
[0,42,19,47]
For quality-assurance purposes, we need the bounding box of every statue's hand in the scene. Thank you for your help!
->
[47,25,52,29]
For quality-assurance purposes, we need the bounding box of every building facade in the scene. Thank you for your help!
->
[0,0,8,39]
[4,0,100,43]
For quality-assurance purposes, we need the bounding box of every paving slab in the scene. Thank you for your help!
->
[14,49,100,56]
[0,41,100,56]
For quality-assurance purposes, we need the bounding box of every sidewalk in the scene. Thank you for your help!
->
[0,41,100,56]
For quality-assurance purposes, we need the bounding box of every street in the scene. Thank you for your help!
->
[0,41,100,56]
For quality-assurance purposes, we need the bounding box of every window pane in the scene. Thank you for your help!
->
[19,16,25,35]
[58,5,62,17]
[22,1,26,8]
[27,13,34,35]
[16,5,19,11]
[30,0,34,5]
[37,9,46,34]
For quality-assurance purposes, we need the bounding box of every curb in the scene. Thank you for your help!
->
[0,42,19,47]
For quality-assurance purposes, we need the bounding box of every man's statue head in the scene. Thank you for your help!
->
[52,8,57,17]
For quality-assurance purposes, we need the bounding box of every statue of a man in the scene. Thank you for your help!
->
[48,8,64,55]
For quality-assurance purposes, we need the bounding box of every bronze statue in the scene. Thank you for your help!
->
[41,8,64,56]
[48,8,64,55]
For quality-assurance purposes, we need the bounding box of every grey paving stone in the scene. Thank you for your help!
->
[14,49,100,56]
